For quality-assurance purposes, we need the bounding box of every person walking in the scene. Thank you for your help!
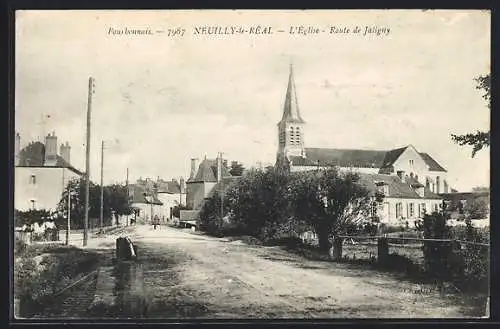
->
[153,215,159,230]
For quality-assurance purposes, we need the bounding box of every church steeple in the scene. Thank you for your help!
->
[277,63,306,161]
[281,63,305,124]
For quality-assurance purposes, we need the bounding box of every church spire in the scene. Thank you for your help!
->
[281,63,305,124]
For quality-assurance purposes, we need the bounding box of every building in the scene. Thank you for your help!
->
[185,156,233,210]
[358,174,442,227]
[155,177,187,220]
[275,64,445,224]
[14,132,84,212]
[128,180,163,224]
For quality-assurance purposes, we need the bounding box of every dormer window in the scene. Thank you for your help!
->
[375,181,389,195]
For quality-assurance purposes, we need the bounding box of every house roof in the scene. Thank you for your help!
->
[17,141,84,175]
[156,179,181,194]
[205,176,241,199]
[128,184,163,205]
[279,64,305,124]
[419,152,447,172]
[357,173,442,200]
[187,158,232,183]
[379,146,408,171]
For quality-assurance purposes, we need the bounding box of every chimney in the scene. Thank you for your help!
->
[15,132,21,166]
[44,132,58,166]
[180,177,186,193]
[397,170,405,180]
[190,158,198,179]
[60,141,71,164]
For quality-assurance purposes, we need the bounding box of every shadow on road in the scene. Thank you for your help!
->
[88,241,210,319]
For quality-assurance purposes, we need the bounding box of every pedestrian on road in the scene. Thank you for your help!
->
[153,215,159,230]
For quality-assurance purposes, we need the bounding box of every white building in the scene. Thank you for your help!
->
[14,132,84,212]
[275,64,445,225]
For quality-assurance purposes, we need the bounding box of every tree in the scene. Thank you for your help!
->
[229,161,245,176]
[56,178,131,229]
[451,74,490,157]
[463,196,489,219]
[289,168,378,253]
[105,184,133,225]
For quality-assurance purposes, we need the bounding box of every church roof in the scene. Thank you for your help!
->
[289,147,387,168]
[187,158,232,183]
[287,146,447,173]
[419,152,447,172]
[280,64,305,124]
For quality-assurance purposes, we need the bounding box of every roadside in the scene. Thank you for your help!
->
[119,225,483,318]
[14,225,134,318]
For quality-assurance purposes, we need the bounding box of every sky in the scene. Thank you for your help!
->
[15,10,490,191]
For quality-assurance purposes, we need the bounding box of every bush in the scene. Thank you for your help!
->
[14,246,100,317]
[422,213,453,280]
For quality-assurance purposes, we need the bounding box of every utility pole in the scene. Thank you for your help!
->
[126,168,129,226]
[100,140,104,233]
[66,185,71,245]
[218,152,223,222]
[83,77,95,246]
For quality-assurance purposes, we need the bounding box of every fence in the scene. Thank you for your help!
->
[336,234,489,261]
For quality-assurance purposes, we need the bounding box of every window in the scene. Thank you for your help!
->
[30,174,36,185]
[409,159,414,166]
[30,199,36,210]
[436,176,440,193]
[420,203,426,217]
[409,203,415,218]
[370,202,378,218]
[396,202,403,218]
[434,203,439,213]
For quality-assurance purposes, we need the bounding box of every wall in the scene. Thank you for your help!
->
[157,192,187,220]
[186,182,204,210]
[378,197,443,227]
[15,167,80,212]
[186,181,217,210]
[391,146,448,194]
[391,146,429,180]
[130,202,163,224]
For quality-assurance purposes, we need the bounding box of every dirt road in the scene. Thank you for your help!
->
[93,224,481,319]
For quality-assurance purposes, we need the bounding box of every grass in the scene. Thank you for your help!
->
[14,241,101,318]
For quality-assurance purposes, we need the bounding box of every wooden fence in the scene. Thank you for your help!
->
[334,234,489,264]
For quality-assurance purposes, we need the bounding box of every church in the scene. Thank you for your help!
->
[275,65,446,226]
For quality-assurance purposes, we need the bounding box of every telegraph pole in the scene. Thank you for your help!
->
[218,152,223,221]
[126,168,129,226]
[99,140,104,233]
[66,185,71,245]
[83,77,95,246]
